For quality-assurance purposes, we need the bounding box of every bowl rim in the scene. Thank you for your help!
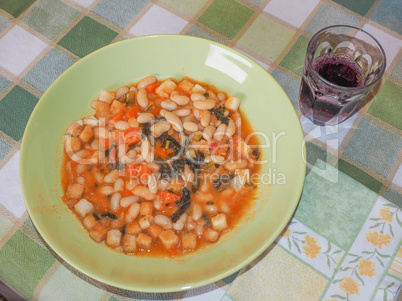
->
[20,34,306,292]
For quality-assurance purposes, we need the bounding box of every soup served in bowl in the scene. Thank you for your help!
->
[62,76,261,257]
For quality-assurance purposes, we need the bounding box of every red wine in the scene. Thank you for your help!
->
[314,53,365,88]
[299,53,366,125]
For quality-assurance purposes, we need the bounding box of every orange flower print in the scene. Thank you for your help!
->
[379,207,393,222]
[280,226,291,238]
[366,231,391,249]
[303,235,321,258]
[339,276,360,295]
[358,259,376,277]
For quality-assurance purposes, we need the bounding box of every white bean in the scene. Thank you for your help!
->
[214,123,227,141]
[137,113,154,123]
[76,176,85,184]
[154,199,162,210]
[224,159,248,171]
[115,86,129,100]
[147,174,158,194]
[125,203,140,222]
[132,186,156,200]
[183,164,195,183]
[114,178,124,192]
[126,179,137,190]
[183,121,198,132]
[120,195,139,207]
[173,108,191,117]
[190,93,206,101]
[104,170,119,183]
[193,99,215,110]
[186,216,196,230]
[193,108,201,120]
[138,75,157,89]
[173,220,184,231]
[141,139,151,161]
[110,192,121,212]
[205,204,218,215]
[151,121,171,138]
[171,92,190,106]
[226,118,236,137]
[192,204,202,221]
[161,100,178,111]
[154,215,172,229]
[203,125,216,140]
[117,143,127,158]
[200,111,211,127]
[159,109,167,117]
[212,155,225,164]
[99,185,114,195]
[218,92,226,101]
[146,162,160,172]
[164,111,183,132]
[137,88,148,108]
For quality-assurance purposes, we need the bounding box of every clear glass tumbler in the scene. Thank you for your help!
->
[299,25,386,126]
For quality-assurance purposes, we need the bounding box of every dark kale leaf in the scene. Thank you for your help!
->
[212,173,237,189]
[171,187,191,222]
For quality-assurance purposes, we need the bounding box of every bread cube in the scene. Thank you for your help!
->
[136,233,152,250]
[125,222,141,235]
[191,84,206,94]
[110,99,125,114]
[147,224,163,239]
[159,229,179,250]
[178,79,194,93]
[123,234,137,253]
[106,229,122,247]
[155,80,177,98]
[139,216,151,230]
[79,125,94,143]
[70,136,82,152]
[204,227,219,242]
[140,202,153,216]
[66,183,84,200]
[74,198,94,218]
[66,122,83,137]
[82,214,96,230]
[89,223,107,242]
[98,89,115,104]
[182,232,197,250]
[211,213,228,232]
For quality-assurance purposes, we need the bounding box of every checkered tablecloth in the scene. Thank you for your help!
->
[0,0,401,300]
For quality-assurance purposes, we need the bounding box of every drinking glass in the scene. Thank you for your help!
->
[299,25,386,126]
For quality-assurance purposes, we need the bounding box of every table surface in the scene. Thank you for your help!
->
[0,0,401,300]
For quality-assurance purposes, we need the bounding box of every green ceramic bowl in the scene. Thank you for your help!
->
[20,35,305,292]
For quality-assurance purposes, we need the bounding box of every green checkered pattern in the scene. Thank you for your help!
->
[0,0,400,300]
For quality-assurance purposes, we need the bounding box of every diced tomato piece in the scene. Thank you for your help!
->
[109,147,117,163]
[126,164,153,181]
[208,140,219,151]
[149,106,160,115]
[145,82,160,94]
[126,106,140,118]
[122,190,133,197]
[157,191,180,205]
[120,127,141,146]
[154,146,174,159]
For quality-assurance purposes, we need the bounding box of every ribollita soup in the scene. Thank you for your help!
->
[62,76,261,257]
